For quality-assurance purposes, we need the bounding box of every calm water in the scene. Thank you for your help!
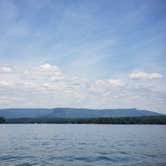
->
[0,124,166,166]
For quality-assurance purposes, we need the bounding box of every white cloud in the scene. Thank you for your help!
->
[50,75,65,81]
[0,66,13,73]
[23,63,64,82]
[108,79,124,86]
[129,71,162,79]
[0,80,14,87]
[0,65,166,113]
[39,63,61,73]
[95,79,124,88]
[38,64,63,78]
[88,79,124,94]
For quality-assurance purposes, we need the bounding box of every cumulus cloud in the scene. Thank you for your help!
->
[88,79,124,95]
[22,63,64,83]
[0,80,13,87]
[108,79,124,86]
[39,63,61,73]
[129,71,162,79]
[0,64,165,113]
[95,79,124,87]
[0,66,13,73]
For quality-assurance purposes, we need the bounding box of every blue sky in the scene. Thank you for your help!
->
[0,0,166,113]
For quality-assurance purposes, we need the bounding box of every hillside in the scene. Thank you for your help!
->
[0,108,162,119]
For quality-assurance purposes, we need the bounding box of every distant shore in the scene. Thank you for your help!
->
[1,116,166,124]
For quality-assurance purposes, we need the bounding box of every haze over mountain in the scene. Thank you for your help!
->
[0,108,162,119]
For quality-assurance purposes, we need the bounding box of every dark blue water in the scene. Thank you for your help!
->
[0,124,166,166]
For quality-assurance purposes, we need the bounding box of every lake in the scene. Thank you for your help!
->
[0,124,166,166]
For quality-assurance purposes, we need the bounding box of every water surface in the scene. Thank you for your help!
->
[0,124,166,166]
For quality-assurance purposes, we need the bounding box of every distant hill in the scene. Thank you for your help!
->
[0,108,162,119]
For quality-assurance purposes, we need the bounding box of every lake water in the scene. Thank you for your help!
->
[0,124,166,166]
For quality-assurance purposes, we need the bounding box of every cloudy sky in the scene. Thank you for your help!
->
[0,0,166,113]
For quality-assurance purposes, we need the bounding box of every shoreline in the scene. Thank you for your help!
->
[1,116,166,125]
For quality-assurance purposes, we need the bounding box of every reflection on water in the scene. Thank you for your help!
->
[0,124,166,166]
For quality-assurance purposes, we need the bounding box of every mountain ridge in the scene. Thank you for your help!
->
[0,108,162,118]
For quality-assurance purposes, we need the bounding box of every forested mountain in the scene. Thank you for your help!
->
[0,108,162,118]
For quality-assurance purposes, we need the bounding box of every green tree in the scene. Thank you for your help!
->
[0,117,6,123]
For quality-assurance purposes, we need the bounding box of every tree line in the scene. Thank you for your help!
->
[0,116,166,124]
[0,117,6,123]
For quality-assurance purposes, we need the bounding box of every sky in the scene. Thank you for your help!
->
[0,0,166,113]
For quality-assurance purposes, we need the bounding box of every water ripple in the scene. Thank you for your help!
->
[0,124,166,166]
